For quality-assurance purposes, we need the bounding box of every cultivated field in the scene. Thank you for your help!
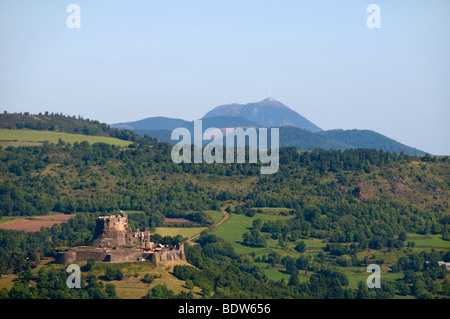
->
[0,214,75,232]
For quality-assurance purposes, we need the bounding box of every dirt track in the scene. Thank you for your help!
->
[187,207,230,243]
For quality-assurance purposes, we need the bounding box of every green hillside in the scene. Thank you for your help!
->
[279,126,351,150]
[0,129,132,147]
[0,112,148,144]
[0,112,112,136]
[318,129,426,155]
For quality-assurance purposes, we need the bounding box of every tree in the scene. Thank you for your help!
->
[252,219,263,231]
[294,241,306,253]
[442,278,450,296]
[288,273,300,286]
[104,267,124,281]
[148,210,165,229]
[444,251,450,262]
[283,256,297,275]
[356,281,374,299]
[8,282,31,299]
[142,284,174,299]
[396,281,410,296]
[295,255,309,270]
[198,232,218,246]
[242,229,266,247]
[0,288,9,299]
[411,278,426,297]
[185,279,194,290]
[142,273,155,284]
[81,258,95,272]
[201,286,211,298]
[105,283,118,299]
[246,209,256,217]
[442,227,450,241]
[336,255,352,267]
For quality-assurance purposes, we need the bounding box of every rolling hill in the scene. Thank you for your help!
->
[0,111,149,146]
[285,127,426,155]
[112,116,191,131]
[113,115,261,132]
[317,129,425,155]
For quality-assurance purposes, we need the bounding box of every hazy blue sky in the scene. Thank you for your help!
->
[1,1,449,154]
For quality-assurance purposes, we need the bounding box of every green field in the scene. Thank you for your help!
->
[259,265,290,282]
[406,233,450,250]
[212,212,294,255]
[0,129,132,147]
[204,210,225,224]
[337,266,406,290]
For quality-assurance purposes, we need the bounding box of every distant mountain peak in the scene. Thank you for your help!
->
[203,98,322,132]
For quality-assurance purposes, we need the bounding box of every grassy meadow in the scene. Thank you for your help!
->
[212,211,294,255]
[0,129,132,147]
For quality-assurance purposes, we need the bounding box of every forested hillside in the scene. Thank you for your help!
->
[0,114,449,299]
[0,112,143,142]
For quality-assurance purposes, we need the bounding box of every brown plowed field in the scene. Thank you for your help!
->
[0,214,75,232]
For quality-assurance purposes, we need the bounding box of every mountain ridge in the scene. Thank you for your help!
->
[110,98,427,155]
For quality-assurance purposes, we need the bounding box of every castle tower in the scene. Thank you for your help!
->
[89,214,132,248]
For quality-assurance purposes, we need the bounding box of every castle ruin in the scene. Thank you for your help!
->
[55,213,185,265]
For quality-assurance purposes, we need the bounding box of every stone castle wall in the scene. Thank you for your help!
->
[55,249,107,264]
[152,243,185,265]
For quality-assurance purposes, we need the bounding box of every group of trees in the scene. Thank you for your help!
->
[0,264,118,299]
[390,251,450,298]
[171,232,405,299]
[256,200,447,252]
[0,213,98,275]
[0,142,221,222]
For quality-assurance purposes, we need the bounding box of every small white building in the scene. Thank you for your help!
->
[438,261,450,270]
